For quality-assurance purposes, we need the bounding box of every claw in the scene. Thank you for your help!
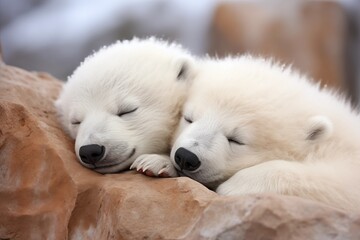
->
[142,165,150,172]
[158,168,166,174]
[129,163,135,170]
[136,165,142,171]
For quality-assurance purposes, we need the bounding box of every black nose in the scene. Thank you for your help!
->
[79,144,105,164]
[174,147,201,171]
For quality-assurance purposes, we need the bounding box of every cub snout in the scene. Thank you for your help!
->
[174,147,201,171]
[79,144,106,164]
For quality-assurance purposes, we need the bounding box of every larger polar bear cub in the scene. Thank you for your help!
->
[169,56,360,211]
[56,38,195,173]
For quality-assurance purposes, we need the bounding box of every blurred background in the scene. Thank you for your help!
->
[1,0,360,104]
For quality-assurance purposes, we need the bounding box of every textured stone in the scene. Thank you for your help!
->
[0,55,77,239]
[209,1,348,92]
[1,52,360,239]
[186,195,360,240]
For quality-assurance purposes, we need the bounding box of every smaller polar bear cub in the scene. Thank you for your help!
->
[56,38,195,173]
[133,56,360,211]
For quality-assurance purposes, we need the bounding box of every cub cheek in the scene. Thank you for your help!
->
[67,127,77,139]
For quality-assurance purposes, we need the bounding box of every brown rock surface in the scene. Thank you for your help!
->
[1,51,360,239]
[209,1,348,93]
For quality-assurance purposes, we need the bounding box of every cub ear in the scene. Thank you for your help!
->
[175,57,197,83]
[306,115,333,141]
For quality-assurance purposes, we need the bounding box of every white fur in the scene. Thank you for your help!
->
[131,154,178,177]
[170,56,360,211]
[55,37,195,173]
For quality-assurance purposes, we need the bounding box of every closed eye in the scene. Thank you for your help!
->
[227,137,245,145]
[118,107,138,117]
[184,115,193,123]
[71,121,81,125]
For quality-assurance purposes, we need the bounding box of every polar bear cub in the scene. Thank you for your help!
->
[134,56,360,211]
[56,38,195,173]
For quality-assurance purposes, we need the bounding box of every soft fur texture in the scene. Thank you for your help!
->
[134,55,360,211]
[56,37,195,173]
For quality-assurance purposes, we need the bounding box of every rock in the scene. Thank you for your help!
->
[1,53,360,239]
[0,61,77,238]
[186,195,360,240]
[209,1,349,93]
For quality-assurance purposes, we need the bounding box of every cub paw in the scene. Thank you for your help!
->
[130,154,178,177]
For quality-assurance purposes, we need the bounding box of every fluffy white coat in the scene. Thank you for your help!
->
[56,38,195,173]
[133,55,360,211]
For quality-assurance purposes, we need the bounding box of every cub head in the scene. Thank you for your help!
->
[170,57,334,189]
[56,37,196,173]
